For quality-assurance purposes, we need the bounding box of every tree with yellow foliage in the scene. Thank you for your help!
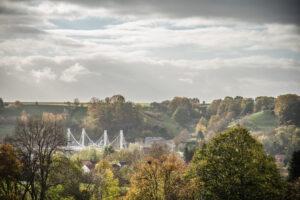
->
[91,160,120,200]
[125,154,196,200]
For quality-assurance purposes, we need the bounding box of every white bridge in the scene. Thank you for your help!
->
[66,128,127,151]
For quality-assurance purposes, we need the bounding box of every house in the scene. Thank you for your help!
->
[82,165,91,173]
[81,160,94,173]
[144,137,166,147]
[275,154,285,164]
[143,137,175,152]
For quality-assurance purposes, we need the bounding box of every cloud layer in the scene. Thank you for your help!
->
[0,0,299,102]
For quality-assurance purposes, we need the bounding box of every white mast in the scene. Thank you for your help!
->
[120,130,124,149]
[81,128,85,147]
[67,128,71,147]
[104,130,108,147]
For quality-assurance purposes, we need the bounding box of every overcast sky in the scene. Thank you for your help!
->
[0,0,300,102]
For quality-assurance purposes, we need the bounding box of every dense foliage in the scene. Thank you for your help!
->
[275,94,300,126]
[190,127,286,200]
[85,95,142,139]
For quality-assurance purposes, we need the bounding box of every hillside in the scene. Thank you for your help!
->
[0,102,189,140]
[0,103,87,138]
[237,110,278,132]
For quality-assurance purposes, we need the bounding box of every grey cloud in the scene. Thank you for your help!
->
[1,54,299,102]
[50,0,300,25]
[0,25,46,40]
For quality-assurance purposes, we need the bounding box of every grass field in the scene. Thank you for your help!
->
[2,104,87,117]
[239,110,278,132]
[0,124,15,138]
[0,104,87,138]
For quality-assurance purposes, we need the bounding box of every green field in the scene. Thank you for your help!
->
[0,124,15,138]
[239,110,278,132]
[0,104,87,138]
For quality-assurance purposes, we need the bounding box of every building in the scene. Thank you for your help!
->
[143,137,175,151]
[81,160,94,173]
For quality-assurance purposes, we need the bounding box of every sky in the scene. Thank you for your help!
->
[0,0,300,102]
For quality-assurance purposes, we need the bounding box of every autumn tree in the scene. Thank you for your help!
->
[207,115,229,135]
[207,99,221,116]
[125,154,192,200]
[85,95,142,139]
[109,94,125,104]
[274,94,300,126]
[196,117,207,137]
[217,96,234,116]
[90,160,120,200]
[267,125,300,161]
[0,144,23,200]
[173,129,190,146]
[255,96,275,112]
[13,100,23,108]
[12,115,65,200]
[148,143,170,159]
[190,126,286,200]
[169,97,192,114]
[240,98,254,115]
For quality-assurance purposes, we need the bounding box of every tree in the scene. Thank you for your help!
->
[12,115,65,200]
[266,125,300,161]
[169,97,192,114]
[207,99,221,116]
[74,98,80,107]
[240,98,254,115]
[207,115,229,136]
[190,126,286,200]
[173,129,190,146]
[230,96,243,116]
[0,144,23,200]
[85,95,142,139]
[109,95,125,104]
[183,141,197,163]
[104,146,115,157]
[13,100,23,108]
[255,96,275,112]
[0,98,4,111]
[172,106,190,126]
[148,143,170,159]
[47,154,87,200]
[275,94,300,126]
[217,96,233,116]
[289,150,300,181]
[196,117,207,137]
[125,154,192,200]
[91,160,120,200]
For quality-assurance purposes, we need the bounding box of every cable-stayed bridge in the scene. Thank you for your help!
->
[66,128,127,151]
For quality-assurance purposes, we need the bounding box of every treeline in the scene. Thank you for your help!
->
[1,94,299,141]
[195,94,299,137]
[84,95,201,140]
